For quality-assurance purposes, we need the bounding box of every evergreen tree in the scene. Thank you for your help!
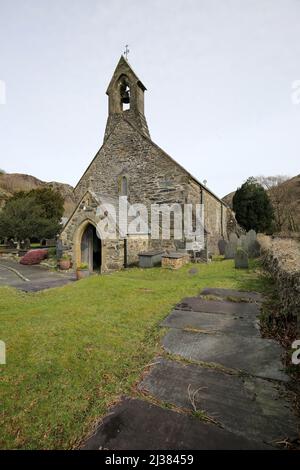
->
[232,177,274,233]
[0,188,64,241]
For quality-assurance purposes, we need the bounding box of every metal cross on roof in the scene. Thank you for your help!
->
[124,44,129,60]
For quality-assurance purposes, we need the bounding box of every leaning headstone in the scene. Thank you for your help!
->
[235,248,249,269]
[218,239,227,255]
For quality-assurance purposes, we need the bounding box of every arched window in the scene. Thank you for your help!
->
[120,175,128,196]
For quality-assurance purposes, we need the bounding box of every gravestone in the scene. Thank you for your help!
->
[247,229,257,243]
[224,233,238,259]
[7,239,16,248]
[20,239,31,250]
[24,238,31,249]
[246,230,260,258]
[218,239,227,255]
[197,248,209,263]
[235,248,249,269]
[45,238,56,247]
[225,244,235,259]
[240,234,248,251]
[56,239,63,260]
[229,233,238,253]
[249,240,260,258]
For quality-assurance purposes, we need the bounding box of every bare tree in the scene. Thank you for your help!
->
[255,175,297,232]
[255,175,290,190]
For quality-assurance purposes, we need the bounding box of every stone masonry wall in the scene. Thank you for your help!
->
[187,178,227,253]
[74,118,227,254]
[60,194,124,273]
[75,120,187,208]
[126,235,149,266]
[259,235,300,330]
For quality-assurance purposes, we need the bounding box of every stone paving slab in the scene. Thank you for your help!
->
[83,397,269,450]
[139,358,298,444]
[175,297,259,316]
[0,264,21,285]
[200,288,263,303]
[13,278,75,292]
[161,309,260,337]
[0,259,75,291]
[163,329,289,382]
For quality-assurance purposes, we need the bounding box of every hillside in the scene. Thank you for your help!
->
[222,175,300,232]
[222,191,235,209]
[0,173,76,217]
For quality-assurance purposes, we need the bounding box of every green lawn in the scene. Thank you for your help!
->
[0,259,270,449]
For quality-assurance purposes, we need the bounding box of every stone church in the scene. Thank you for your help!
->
[60,56,232,273]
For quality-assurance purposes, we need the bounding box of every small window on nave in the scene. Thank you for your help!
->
[120,175,128,196]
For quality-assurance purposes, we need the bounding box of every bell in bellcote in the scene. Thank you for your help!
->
[121,89,130,104]
[120,81,130,104]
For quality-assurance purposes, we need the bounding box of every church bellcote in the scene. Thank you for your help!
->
[104,56,150,141]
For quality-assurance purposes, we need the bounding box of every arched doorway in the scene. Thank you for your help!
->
[80,223,101,272]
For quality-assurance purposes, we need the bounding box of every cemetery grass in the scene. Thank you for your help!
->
[0,259,271,449]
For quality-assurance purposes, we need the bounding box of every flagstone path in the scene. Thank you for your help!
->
[83,288,299,450]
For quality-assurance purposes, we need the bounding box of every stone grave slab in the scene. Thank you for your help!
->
[82,397,268,450]
[162,329,289,382]
[161,309,260,337]
[176,297,259,316]
[200,288,263,303]
[139,358,298,445]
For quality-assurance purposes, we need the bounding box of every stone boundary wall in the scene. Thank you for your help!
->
[258,235,300,330]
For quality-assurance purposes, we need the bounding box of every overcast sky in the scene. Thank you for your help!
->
[0,0,300,197]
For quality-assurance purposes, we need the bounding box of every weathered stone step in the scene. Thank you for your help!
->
[139,358,298,445]
[83,397,269,450]
[200,288,263,303]
[162,328,289,382]
[175,297,259,316]
[161,309,260,337]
